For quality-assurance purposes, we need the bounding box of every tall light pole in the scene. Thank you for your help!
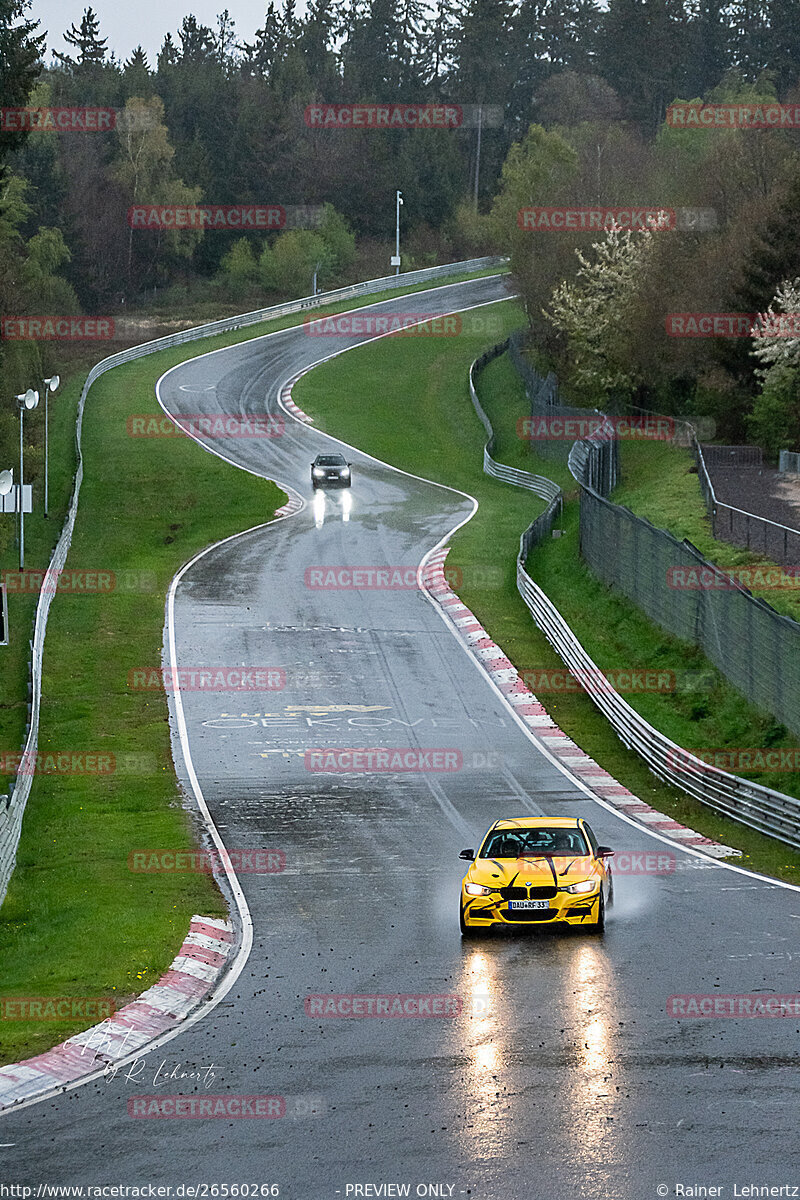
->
[42,375,59,518]
[15,389,39,571]
[473,104,483,210]
[395,190,402,274]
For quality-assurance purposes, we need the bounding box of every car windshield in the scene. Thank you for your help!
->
[316,455,346,466]
[480,827,589,859]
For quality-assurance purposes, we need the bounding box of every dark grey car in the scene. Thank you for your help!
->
[311,453,352,489]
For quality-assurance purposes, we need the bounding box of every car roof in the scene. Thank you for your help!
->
[488,817,582,831]
[314,452,345,460]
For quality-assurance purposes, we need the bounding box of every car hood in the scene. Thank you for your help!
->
[467,855,600,888]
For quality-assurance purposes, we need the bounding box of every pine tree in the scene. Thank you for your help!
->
[685,0,730,96]
[157,32,178,72]
[0,0,45,169]
[177,15,216,64]
[241,3,285,77]
[214,9,239,70]
[54,6,108,73]
[598,0,689,129]
[727,0,770,80]
[450,0,516,102]
[765,0,800,93]
[122,45,151,97]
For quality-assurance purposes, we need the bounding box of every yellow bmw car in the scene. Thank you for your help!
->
[459,817,614,935]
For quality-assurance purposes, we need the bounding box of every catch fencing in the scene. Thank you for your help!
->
[470,337,800,849]
[693,441,800,565]
[509,330,619,493]
[701,444,763,469]
[0,256,505,908]
[780,450,800,476]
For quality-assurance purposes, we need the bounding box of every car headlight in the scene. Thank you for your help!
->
[312,468,325,476]
[565,879,598,894]
[465,882,494,896]
[341,467,351,475]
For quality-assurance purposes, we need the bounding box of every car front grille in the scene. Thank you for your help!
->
[499,885,557,900]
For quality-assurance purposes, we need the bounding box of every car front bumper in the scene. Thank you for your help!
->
[462,890,602,927]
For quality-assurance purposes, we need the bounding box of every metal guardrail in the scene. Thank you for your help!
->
[0,256,505,907]
[470,340,800,852]
[780,450,800,476]
[468,341,561,506]
[516,563,800,850]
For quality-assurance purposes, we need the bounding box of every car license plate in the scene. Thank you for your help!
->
[508,899,550,911]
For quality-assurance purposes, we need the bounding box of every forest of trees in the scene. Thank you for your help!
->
[1,0,800,457]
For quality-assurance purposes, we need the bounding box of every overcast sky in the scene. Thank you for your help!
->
[29,1,277,65]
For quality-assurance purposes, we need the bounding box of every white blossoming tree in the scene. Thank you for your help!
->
[751,277,800,381]
[747,277,800,457]
[544,221,662,401]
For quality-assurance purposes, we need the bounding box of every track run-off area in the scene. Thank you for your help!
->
[2,275,799,1198]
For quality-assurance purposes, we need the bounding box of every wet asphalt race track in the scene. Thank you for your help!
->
[2,276,799,1198]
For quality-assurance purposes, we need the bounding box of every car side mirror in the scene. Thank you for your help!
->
[459,848,475,861]
[597,846,614,857]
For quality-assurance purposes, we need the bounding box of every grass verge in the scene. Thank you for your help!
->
[294,315,800,886]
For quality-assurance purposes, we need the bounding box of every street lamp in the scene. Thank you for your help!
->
[42,375,60,518]
[393,190,403,276]
[0,469,12,498]
[15,389,39,571]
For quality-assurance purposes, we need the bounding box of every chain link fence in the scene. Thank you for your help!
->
[780,450,800,475]
[505,334,800,741]
[576,488,800,739]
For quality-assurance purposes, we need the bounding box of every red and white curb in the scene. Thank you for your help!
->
[279,374,314,424]
[274,483,305,518]
[0,915,234,1112]
[421,548,740,859]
